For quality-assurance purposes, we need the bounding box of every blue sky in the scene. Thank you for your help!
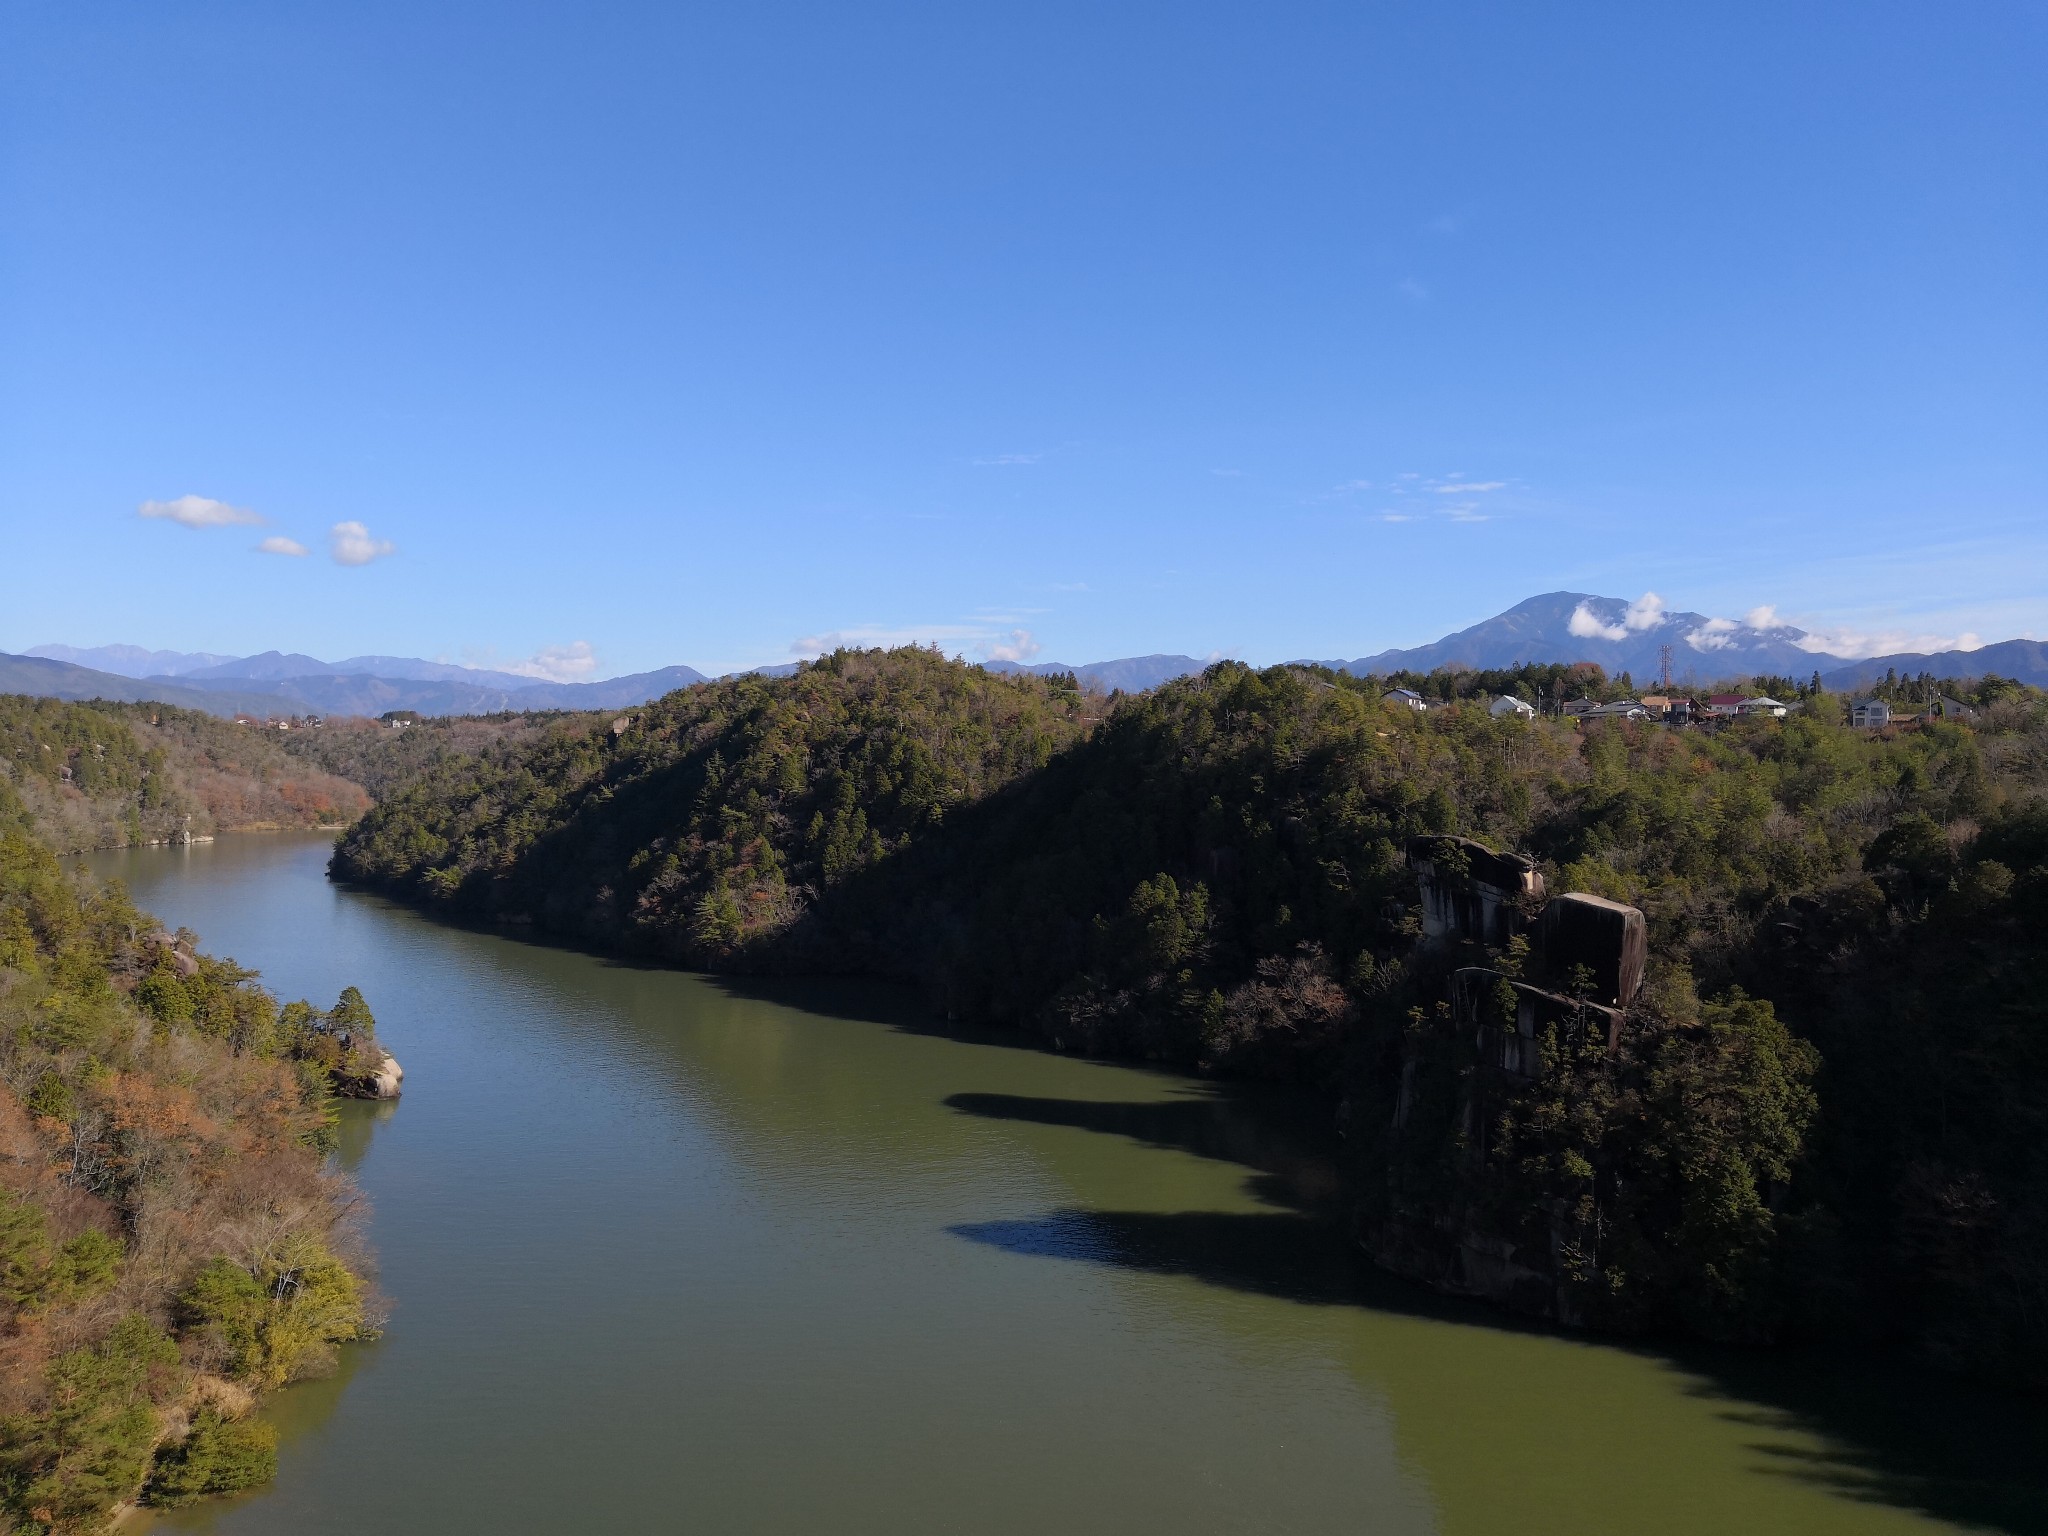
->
[3,1,2043,679]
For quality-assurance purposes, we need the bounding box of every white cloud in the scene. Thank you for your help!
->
[1444,506,1490,523]
[1685,618,1741,652]
[1433,481,1505,495]
[1333,479,1374,493]
[330,521,395,566]
[1379,512,1416,523]
[507,641,600,682]
[1792,625,1986,660]
[791,624,991,657]
[1744,605,1781,630]
[972,452,1042,466]
[256,535,308,557]
[980,629,1042,663]
[1568,603,1628,642]
[1624,592,1667,631]
[139,494,262,529]
[789,618,1071,662]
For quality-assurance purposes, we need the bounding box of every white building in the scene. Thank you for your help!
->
[1737,697,1789,718]
[1488,695,1536,720]
[1383,688,1428,712]
[1850,697,1891,729]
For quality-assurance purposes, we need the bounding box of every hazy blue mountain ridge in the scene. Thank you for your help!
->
[1818,639,2048,692]
[25,643,241,677]
[0,653,286,717]
[982,654,1209,692]
[12,594,2044,723]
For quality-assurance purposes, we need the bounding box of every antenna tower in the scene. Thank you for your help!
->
[1659,643,1674,690]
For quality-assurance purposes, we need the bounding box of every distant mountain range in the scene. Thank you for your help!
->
[6,598,2041,720]
[4,649,710,719]
[1295,592,2048,692]
[983,654,1211,693]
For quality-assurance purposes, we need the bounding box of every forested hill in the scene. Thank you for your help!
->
[333,649,2048,1389]
[0,776,386,1529]
[0,696,369,852]
[332,647,1095,950]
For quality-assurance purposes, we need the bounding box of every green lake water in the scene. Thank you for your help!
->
[86,832,2048,1535]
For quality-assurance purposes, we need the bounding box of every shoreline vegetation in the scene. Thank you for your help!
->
[0,698,368,857]
[331,646,2048,1392]
[0,742,391,1531]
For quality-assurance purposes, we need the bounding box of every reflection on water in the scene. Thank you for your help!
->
[90,833,2048,1536]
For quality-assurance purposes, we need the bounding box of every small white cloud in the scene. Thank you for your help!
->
[1379,512,1416,523]
[791,623,990,657]
[972,452,1043,466]
[1624,592,1667,631]
[507,641,600,683]
[1568,603,1628,642]
[1333,479,1374,493]
[256,535,309,557]
[1685,618,1741,652]
[980,628,1042,663]
[139,494,262,529]
[1745,605,1780,630]
[1433,481,1505,495]
[330,521,395,566]
[1444,506,1490,523]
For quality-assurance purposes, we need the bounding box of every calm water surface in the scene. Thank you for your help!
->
[87,834,2047,1536]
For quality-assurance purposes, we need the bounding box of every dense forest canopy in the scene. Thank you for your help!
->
[275,711,560,803]
[0,777,384,1531]
[0,698,366,853]
[333,648,2048,1389]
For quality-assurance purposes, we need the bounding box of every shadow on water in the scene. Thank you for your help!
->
[321,881,2048,1534]
[944,1090,2048,1536]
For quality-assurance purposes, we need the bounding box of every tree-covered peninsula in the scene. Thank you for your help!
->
[333,648,2048,1390]
[0,775,389,1532]
[0,697,368,854]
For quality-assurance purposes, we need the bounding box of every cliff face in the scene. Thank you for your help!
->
[1363,841,1646,1324]
[1357,837,1818,1343]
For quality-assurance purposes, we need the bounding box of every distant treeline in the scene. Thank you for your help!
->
[275,710,559,802]
[332,650,2048,1388]
[1364,658,2039,710]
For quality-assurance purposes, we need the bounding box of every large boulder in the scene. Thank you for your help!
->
[338,1052,404,1100]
